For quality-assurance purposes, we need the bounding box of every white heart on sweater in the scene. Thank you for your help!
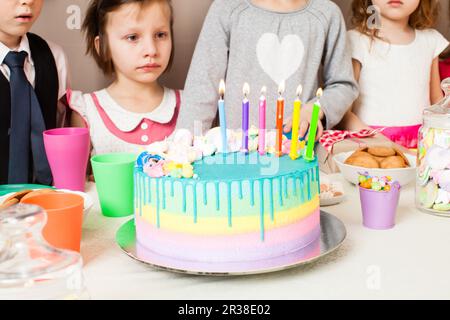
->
[256,33,304,85]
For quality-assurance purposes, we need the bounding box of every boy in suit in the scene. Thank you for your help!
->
[0,0,70,185]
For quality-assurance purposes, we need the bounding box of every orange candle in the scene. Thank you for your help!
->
[276,81,285,157]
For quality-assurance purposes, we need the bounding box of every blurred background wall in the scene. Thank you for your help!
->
[32,0,450,92]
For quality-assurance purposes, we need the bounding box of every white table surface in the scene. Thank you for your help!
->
[81,174,450,300]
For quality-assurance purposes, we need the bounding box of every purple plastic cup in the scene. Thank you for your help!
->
[43,128,90,192]
[359,182,401,230]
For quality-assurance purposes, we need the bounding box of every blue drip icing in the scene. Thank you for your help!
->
[278,177,283,206]
[316,167,320,197]
[149,176,153,204]
[193,184,198,223]
[300,173,305,203]
[227,182,232,227]
[238,181,243,199]
[215,182,220,211]
[136,174,140,215]
[269,178,274,221]
[148,175,152,203]
[162,179,166,209]
[156,179,160,228]
[182,183,187,213]
[143,176,147,205]
[259,179,265,241]
[307,171,311,201]
[138,174,142,217]
[203,182,207,205]
[133,173,137,214]
[135,155,318,239]
[150,177,153,205]
[250,180,255,207]
[293,175,298,196]
[284,176,288,199]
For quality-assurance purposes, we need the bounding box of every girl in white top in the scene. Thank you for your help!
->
[70,0,181,156]
[341,0,449,149]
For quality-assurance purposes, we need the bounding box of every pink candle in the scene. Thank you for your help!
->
[241,83,250,153]
[258,86,267,155]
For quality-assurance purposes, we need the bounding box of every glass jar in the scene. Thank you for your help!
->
[416,78,450,216]
[0,204,88,299]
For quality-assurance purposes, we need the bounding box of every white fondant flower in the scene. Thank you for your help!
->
[194,135,216,157]
[206,127,241,153]
[248,136,259,152]
[228,129,242,153]
[172,129,193,147]
[249,125,259,139]
[146,139,169,155]
[265,130,277,154]
[205,127,222,149]
[166,144,198,163]
[187,147,202,163]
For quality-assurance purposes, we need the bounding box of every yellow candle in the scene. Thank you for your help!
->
[289,85,303,160]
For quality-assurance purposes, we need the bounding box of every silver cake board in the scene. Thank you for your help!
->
[115,211,346,276]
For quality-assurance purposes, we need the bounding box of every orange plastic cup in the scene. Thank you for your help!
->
[21,192,84,252]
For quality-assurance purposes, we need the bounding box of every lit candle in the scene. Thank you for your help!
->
[218,79,227,153]
[258,86,267,155]
[304,88,323,162]
[276,81,285,157]
[289,85,303,160]
[241,83,250,153]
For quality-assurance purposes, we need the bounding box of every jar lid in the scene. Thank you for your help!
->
[423,78,450,128]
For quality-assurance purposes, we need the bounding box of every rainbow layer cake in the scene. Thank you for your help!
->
[134,128,321,263]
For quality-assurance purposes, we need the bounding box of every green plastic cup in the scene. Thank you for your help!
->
[91,153,136,217]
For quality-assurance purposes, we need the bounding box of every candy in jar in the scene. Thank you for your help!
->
[416,78,450,215]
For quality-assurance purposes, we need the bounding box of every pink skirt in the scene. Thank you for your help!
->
[440,58,450,81]
[370,124,421,149]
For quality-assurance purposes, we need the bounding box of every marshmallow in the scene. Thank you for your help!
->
[425,146,450,170]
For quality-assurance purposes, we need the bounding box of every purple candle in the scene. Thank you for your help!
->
[241,83,250,153]
[258,86,267,155]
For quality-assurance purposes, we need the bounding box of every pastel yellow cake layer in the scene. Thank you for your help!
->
[138,194,319,235]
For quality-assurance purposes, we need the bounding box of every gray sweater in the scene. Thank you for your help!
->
[178,0,358,133]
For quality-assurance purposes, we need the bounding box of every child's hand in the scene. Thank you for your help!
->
[283,102,325,141]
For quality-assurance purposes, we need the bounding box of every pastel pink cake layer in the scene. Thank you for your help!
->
[135,209,320,263]
[135,237,321,273]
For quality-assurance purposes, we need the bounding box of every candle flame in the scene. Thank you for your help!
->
[296,85,303,97]
[260,86,267,96]
[278,81,285,96]
[219,79,226,98]
[316,88,323,98]
[243,82,250,97]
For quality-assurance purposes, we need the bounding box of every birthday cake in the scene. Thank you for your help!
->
[133,128,321,263]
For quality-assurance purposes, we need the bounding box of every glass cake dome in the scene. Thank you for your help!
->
[0,204,88,299]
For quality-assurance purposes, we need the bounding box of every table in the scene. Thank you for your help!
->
[81,174,450,300]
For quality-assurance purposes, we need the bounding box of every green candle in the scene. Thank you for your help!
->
[304,88,322,161]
